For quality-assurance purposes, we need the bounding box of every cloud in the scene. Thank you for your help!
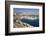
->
[14,8,39,15]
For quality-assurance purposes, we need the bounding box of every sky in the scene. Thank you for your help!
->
[14,8,39,15]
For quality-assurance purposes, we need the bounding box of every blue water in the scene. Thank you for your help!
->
[21,18,39,27]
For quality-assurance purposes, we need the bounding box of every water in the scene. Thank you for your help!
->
[21,18,39,27]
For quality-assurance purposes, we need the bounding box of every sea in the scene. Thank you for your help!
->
[21,18,39,27]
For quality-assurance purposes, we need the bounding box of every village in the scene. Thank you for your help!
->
[13,13,38,28]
